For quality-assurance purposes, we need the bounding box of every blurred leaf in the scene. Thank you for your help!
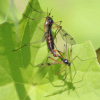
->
[0,0,26,24]
[0,0,10,23]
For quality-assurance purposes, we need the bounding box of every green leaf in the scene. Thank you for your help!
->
[33,41,100,100]
[0,0,100,100]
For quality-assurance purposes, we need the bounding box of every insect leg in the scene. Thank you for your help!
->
[71,62,77,81]
[52,21,62,26]
[23,2,49,20]
[38,57,62,73]
[53,26,62,39]
[57,50,65,59]
[68,49,72,61]
[12,40,42,51]
[55,65,66,75]
[28,2,49,14]
[23,14,46,20]
[43,17,48,33]
[46,56,61,63]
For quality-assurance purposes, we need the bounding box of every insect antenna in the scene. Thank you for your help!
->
[47,7,48,16]
[50,8,53,15]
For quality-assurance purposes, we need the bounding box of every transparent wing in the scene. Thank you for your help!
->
[59,29,76,45]
[42,32,48,43]
[36,62,58,67]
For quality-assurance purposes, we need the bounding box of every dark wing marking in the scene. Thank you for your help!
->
[42,32,48,43]
[59,29,76,45]
[36,62,58,67]
[36,63,53,67]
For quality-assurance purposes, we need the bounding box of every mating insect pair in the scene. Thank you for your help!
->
[13,2,76,81]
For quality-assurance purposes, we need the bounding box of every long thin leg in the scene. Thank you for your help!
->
[71,62,77,81]
[57,50,64,59]
[70,54,97,63]
[50,20,62,44]
[23,14,46,20]
[65,37,67,59]
[55,65,66,75]
[53,21,62,37]
[12,40,42,51]
[50,21,62,40]
[68,49,72,61]
[69,56,82,63]
[43,18,48,33]
[51,21,61,29]
[69,55,96,82]
[73,57,96,84]
[38,60,61,73]
[40,56,63,74]
[28,2,49,14]
[53,26,62,39]
[51,49,64,59]
[52,21,62,26]
[51,26,61,28]
[46,56,62,63]
[65,67,67,79]
[23,2,50,20]
[36,62,60,86]
[53,21,62,26]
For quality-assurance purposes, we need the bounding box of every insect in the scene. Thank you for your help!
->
[37,33,78,80]
[12,2,61,51]
[37,39,97,82]
[12,2,75,52]
[12,2,76,80]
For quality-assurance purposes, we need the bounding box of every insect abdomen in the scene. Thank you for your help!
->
[46,27,54,51]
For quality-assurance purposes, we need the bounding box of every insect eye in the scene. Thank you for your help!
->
[65,59,68,62]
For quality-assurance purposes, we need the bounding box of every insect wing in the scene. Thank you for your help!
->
[59,29,76,45]
[41,32,48,43]
[36,62,58,67]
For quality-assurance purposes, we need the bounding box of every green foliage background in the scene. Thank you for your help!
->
[0,0,100,100]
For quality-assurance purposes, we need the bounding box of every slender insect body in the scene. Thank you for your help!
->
[47,27,54,51]
[41,13,74,77]
[12,2,76,80]
[44,16,60,57]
